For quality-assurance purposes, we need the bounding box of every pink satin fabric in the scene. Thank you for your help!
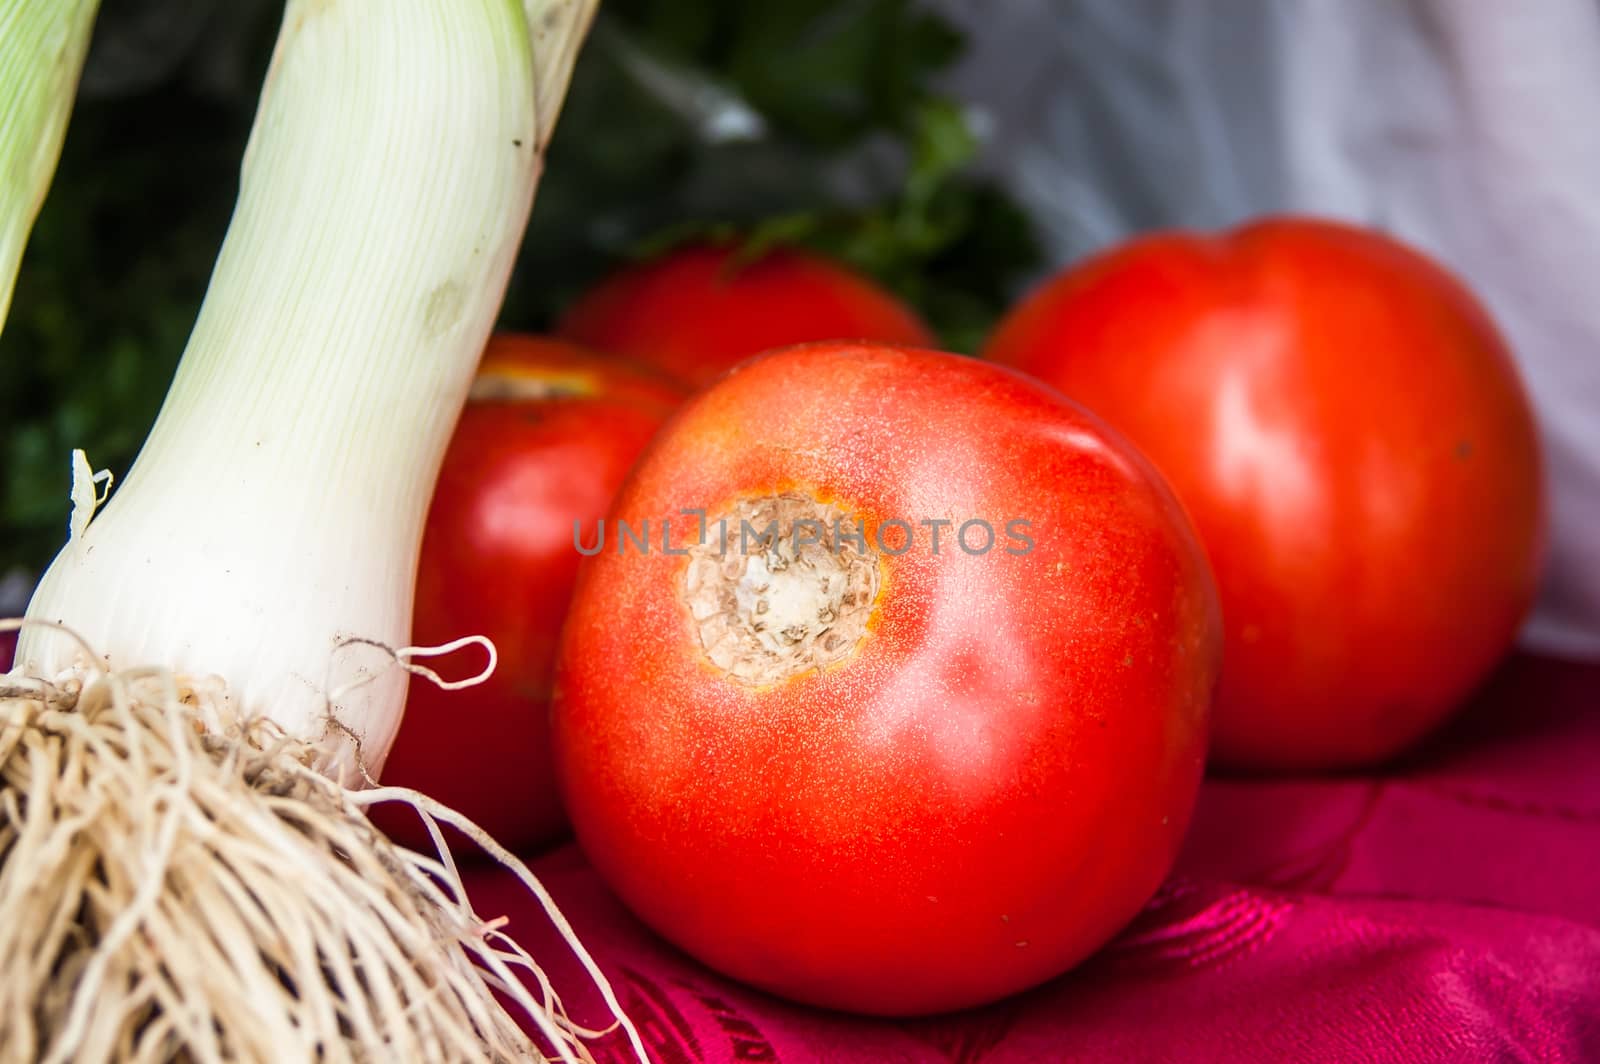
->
[465,653,1600,1061]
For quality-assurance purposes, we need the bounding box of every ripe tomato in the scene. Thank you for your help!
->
[551,342,1220,1015]
[985,217,1546,771]
[554,242,935,387]
[378,335,683,852]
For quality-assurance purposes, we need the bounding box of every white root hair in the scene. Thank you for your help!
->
[0,620,648,1064]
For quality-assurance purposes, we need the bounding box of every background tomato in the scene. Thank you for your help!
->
[551,342,1220,1015]
[986,217,1546,771]
[555,242,936,387]
[378,335,683,852]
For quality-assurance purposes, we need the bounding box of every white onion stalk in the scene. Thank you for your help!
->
[1,1,644,1061]
[17,0,566,783]
[0,0,100,325]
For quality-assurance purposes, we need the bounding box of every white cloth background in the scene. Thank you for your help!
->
[936,0,1600,659]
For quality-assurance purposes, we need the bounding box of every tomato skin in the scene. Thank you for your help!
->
[551,342,1220,1016]
[555,243,936,387]
[985,217,1547,771]
[379,335,683,852]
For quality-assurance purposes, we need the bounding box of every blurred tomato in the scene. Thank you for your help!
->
[552,341,1219,1015]
[987,217,1546,770]
[555,242,935,387]
[378,335,683,851]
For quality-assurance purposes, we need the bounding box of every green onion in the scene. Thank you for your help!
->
[2,2,642,1060]
[0,0,100,327]
[17,0,577,783]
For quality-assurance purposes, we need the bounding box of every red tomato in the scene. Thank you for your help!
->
[379,335,683,852]
[551,342,1220,1015]
[555,242,936,387]
[985,217,1546,771]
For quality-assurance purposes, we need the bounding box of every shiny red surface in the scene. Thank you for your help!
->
[551,341,1221,1015]
[378,335,683,851]
[986,217,1546,771]
[555,243,936,387]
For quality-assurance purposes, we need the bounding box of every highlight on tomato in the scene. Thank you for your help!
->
[551,341,1221,1016]
[986,216,1546,771]
[377,334,684,852]
[555,241,936,387]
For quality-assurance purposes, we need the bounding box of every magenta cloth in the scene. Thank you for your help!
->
[469,653,1599,1061]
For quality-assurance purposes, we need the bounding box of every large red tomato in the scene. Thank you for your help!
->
[555,242,935,387]
[379,335,683,851]
[985,217,1546,771]
[551,342,1220,1015]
